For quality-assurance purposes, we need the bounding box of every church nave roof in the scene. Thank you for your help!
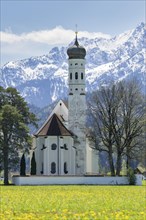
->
[35,113,73,137]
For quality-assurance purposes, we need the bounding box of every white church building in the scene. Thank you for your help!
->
[33,33,99,176]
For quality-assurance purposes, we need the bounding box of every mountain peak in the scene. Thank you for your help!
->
[0,23,145,107]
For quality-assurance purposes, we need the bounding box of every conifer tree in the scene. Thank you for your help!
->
[20,154,26,176]
[31,152,36,175]
[0,86,37,184]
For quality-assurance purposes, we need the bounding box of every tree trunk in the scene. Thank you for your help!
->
[116,153,122,176]
[3,142,9,185]
[126,147,131,170]
[126,156,130,170]
[108,151,115,176]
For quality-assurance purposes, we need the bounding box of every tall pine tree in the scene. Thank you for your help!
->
[20,154,26,176]
[0,86,37,184]
[31,152,36,175]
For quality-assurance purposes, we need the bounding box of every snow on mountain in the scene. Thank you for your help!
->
[0,22,145,108]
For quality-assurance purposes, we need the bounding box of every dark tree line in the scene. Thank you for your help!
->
[0,87,37,185]
[88,80,145,176]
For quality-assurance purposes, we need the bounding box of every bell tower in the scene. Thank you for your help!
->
[67,32,86,175]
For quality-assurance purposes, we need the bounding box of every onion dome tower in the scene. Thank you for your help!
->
[67,32,86,175]
[67,34,86,59]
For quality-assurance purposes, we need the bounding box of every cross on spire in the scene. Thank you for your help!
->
[75,24,78,35]
[75,24,79,47]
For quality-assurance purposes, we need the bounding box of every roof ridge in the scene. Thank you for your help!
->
[35,112,73,137]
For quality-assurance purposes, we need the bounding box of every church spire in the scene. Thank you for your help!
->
[74,24,79,47]
[67,25,86,59]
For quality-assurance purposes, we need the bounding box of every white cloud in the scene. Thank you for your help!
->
[0,26,111,66]
[1,26,111,44]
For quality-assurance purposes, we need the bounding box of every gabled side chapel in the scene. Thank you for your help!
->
[33,33,99,175]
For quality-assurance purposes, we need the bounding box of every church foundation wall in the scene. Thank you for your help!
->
[12,174,142,186]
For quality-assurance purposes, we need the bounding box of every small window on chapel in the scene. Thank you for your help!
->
[75,72,78,80]
[70,73,72,80]
[51,143,57,150]
[81,73,83,80]
[51,162,56,174]
[64,144,68,150]
[64,162,68,174]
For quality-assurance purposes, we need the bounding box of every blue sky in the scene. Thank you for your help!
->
[1,0,145,66]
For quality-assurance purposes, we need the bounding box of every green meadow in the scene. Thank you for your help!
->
[0,183,146,220]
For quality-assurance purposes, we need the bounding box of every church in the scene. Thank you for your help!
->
[33,33,99,176]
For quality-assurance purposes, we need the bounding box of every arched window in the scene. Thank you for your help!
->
[40,163,43,174]
[81,73,83,80]
[51,143,57,150]
[75,72,78,80]
[64,144,68,150]
[70,73,72,80]
[64,162,68,174]
[75,63,78,65]
[51,162,56,174]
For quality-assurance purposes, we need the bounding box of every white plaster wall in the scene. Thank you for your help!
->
[86,138,99,174]
[12,174,143,186]
[71,146,76,174]
[50,100,68,127]
[63,137,75,175]
[86,144,93,173]
[35,137,44,175]
[48,136,58,175]
[91,149,99,173]
[35,136,76,176]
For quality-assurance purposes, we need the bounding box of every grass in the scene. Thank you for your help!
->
[0,184,146,220]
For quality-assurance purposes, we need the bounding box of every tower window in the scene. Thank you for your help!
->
[75,88,78,91]
[51,143,57,150]
[70,63,72,66]
[75,63,78,65]
[51,162,56,174]
[64,144,68,150]
[81,63,83,66]
[64,162,68,174]
[81,73,83,80]
[70,73,72,80]
[40,163,43,174]
[75,72,78,80]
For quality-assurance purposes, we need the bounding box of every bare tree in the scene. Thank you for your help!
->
[88,80,144,176]
[112,81,144,175]
[88,84,119,176]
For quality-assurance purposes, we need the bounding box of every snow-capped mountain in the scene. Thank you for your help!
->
[0,22,145,108]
